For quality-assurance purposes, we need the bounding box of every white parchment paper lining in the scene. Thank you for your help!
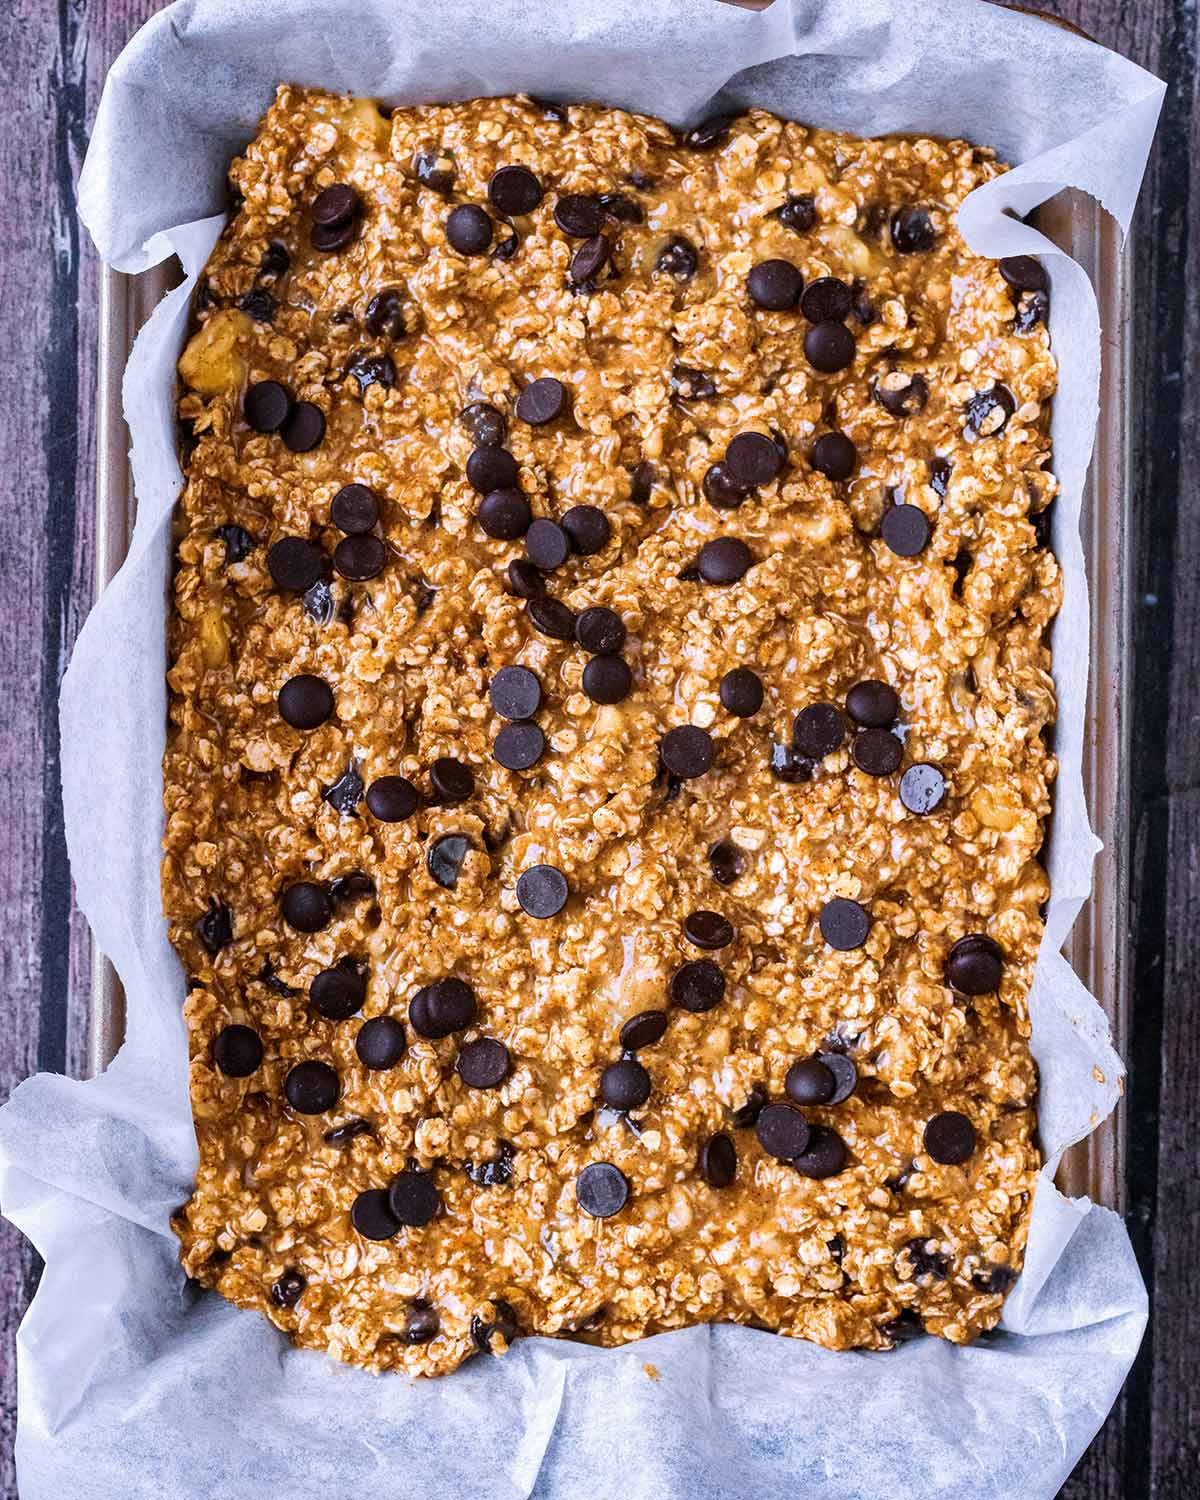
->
[0,2,1164,1496]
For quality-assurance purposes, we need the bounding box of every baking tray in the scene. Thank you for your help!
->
[85,121,1132,1216]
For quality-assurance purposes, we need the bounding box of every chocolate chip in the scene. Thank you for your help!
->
[582,654,632,704]
[575,606,625,654]
[660,724,713,779]
[525,518,570,571]
[972,1264,1017,1295]
[467,443,520,492]
[329,871,374,906]
[432,758,475,807]
[929,456,953,496]
[1014,288,1050,333]
[570,235,609,286]
[212,1024,262,1077]
[345,352,396,395]
[874,372,929,418]
[322,763,363,815]
[726,431,783,489]
[237,288,276,324]
[323,1117,373,1147]
[528,594,577,641]
[793,1125,849,1178]
[488,666,540,722]
[331,484,379,534]
[457,1037,511,1090]
[800,276,853,324]
[311,216,359,252]
[493,722,545,771]
[805,320,856,373]
[719,666,763,718]
[924,1111,977,1164]
[366,775,419,822]
[818,1051,858,1104]
[683,910,734,950]
[946,934,1004,995]
[881,1309,924,1344]
[506,558,545,599]
[364,288,406,339]
[280,402,326,453]
[793,703,845,759]
[703,462,750,510]
[415,149,456,194]
[409,977,477,1039]
[312,184,357,229]
[427,834,471,889]
[655,235,698,281]
[195,898,234,954]
[244,380,293,433]
[629,461,656,503]
[785,1057,836,1106]
[214,523,256,565]
[475,487,531,541]
[351,1189,400,1241]
[356,1016,406,1070]
[446,204,493,255]
[811,432,857,481]
[333,534,386,581]
[698,1132,737,1187]
[846,679,898,728]
[488,165,544,216]
[619,1010,669,1051]
[747,258,803,310]
[516,864,569,918]
[516,377,567,427]
[731,1083,768,1128]
[774,194,816,233]
[561,505,611,555]
[891,206,936,253]
[964,384,1016,440]
[258,241,290,283]
[576,1162,629,1218]
[756,1103,810,1161]
[267,537,322,592]
[683,113,736,150]
[399,1299,440,1344]
[303,580,334,623]
[467,1139,517,1187]
[284,1060,339,1114]
[671,958,725,1012]
[697,537,752,585]
[880,504,931,557]
[281,882,332,932]
[670,363,718,400]
[388,1170,440,1226]
[708,838,745,886]
[311,960,367,1021]
[999,255,1047,292]
[770,742,814,782]
[270,1270,305,1307]
[471,1298,519,1351]
[819,898,871,951]
[852,727,903,776]
[600,1058,651,1110]
[900,762,946,814]
[554,194,604,237]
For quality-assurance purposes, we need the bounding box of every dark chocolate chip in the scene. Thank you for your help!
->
[785,1057,836,1106]
[726,431,783,488]
[554,194,604,237]
[257,241,291,283]
[478,488,533,541]
[852,727,904,776]
[516,377,567,426]
[490,665,542,721]
[924,1110,977,1164]
[244,380,293,433]
[281,882,332,932]
[671,958,725,1012]
[493,722,545,771]
[811,432,857,481]
[660,724,713,779]
[466,445,520,492]
[312,184,357,228]
[427,834,471,890]
[268,537,325,594]
[467,1139,517,1186]
[323,1117,374,1147]
[214,523,256,564]
[972,1264,1017,1295]
[629,460,656,503]
[356,1016,406,1070]
[575,606,626,655]
[900,762,946,815]
[311,960,367,1021]
[516,864,569,918]
[270,1270,305,1307]
[329,871,374,906]
[902,1237,951,1281]
[280,402,326,453]
[683,910,734,950]
[719,666,763,718]
[331,483,379,534]
[446,204,493,255]
[506,558,545,599]
[471,1299,519,1351]
[945,934,1004,995]
[322,763,364,816]
[212,1024,262,1077]
[415,149,456,194]
[846,679,898,728]
[964,384,1016,440]
[561,504,611,555]
[1014,288,1050,334]
[800,276,853,324]
[818,1050,859,1104]
[819,897,871,951]
[388,1170,440,1226]
[284,1060,339,1114]
[929,456,953,496]
[570,235,609,286]
[582,654,632,704]
[195,898,234,955]
[731,1083,768,1128]
[747,258,803,310]
[792,1124,849,1178]
[600,1058,651,1110]
[619,1010,669,1051]
[793,703,845,759]
[698,1132,737,1188]
[599,191,643,223]
[333,534,386,581]
[576,1161,629,1218]
[237,288,276,324]
[683,113,736,150]
[774,194,816,233]
[702,462,750,510]
[366,775,419,822]
[399,1299,440,1344]
[655,235,698,281]
[999,255,1047,292]
[874,372,929,418]
[525,518,570,571]
[708,838,745,886]
[770,742,814,783]
[670,363,718,400]
[488,165,544,216]
[351,1189,401,1241]
[457,1038,511,1090]
[345,352,396,394]
[432,759,474,806]
[756,1103,811,1161]
[891,206,937,253]
[804,320,856,374]
[364,288,406,339]
[880,504,931,557]
[527,594,577,640]
[697,537,753,584]
[462,403,507,449]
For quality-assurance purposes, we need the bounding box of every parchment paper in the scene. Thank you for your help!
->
[0,2,1164,1496]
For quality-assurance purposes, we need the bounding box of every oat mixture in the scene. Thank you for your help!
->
[166,88,1059,1375]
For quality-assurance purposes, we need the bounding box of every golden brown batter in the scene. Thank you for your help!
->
[165,88,1059,1375]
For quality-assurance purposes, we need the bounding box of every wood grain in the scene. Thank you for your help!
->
[0,3,1194,1497]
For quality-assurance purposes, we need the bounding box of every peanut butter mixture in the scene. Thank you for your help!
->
[166,88,1059,1375]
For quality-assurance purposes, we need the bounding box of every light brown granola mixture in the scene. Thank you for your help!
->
[165,88,1059,1376]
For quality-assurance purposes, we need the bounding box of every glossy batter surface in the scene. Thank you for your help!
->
[166,89,1058,1374]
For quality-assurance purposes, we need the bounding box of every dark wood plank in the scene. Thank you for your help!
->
[0,4,1195,1500]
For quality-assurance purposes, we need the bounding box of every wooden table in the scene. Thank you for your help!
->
[0,2,1194,1494]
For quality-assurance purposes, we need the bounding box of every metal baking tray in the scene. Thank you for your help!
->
[87,146,1131,1216]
